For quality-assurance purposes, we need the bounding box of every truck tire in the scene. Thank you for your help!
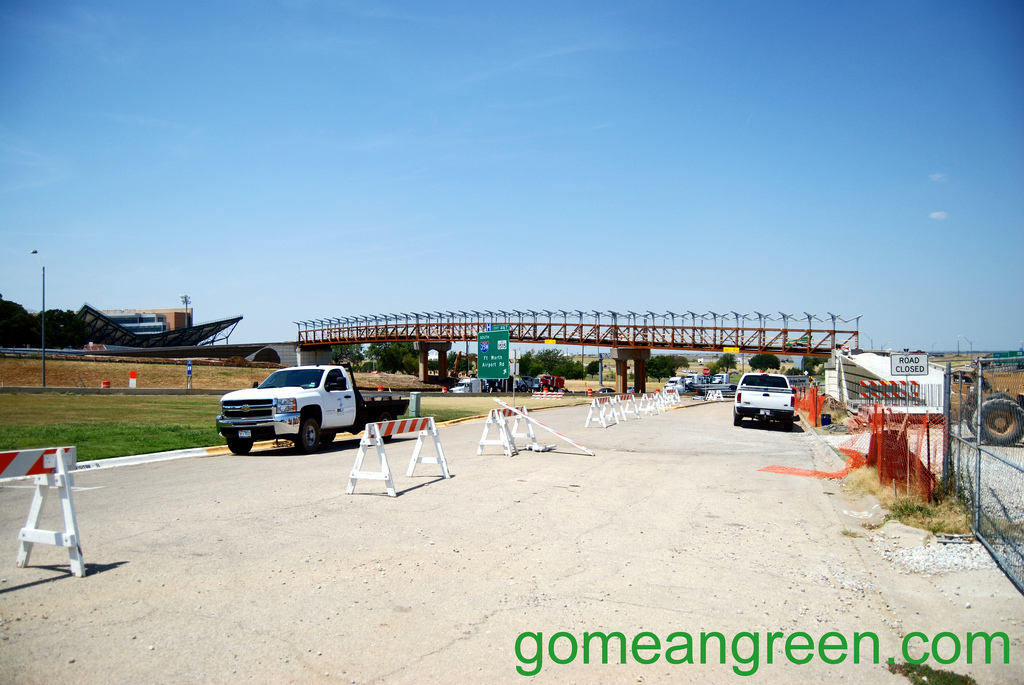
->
[733,412,742,427]
[226,438,253,455]
[979,399,1024,447]
[296,416,321,454]
[784,417,794,432]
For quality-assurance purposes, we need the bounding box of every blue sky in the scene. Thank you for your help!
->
[2,1,1022,352]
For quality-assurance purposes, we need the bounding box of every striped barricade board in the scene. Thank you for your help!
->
[347,417,450,497]
[478,406,535,456]
[0,447,85,578]
[584,396,619,428]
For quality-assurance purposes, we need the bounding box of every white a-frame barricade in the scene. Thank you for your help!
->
[639,392,661,416]
[1,447,85,577]
[347,417,450,497]
[584,396,619,428]
[616,394,642,420]
[705,389,724,402]
[478,406,537,456]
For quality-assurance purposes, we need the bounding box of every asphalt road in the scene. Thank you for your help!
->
[1,402,1021,684]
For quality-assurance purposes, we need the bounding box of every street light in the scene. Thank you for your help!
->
[180,294,192,327]
[30,250,45,387]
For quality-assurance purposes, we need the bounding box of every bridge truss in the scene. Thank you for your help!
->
[295,311,860,356]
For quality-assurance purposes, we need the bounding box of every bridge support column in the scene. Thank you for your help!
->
[414,342,452,383]
[609,348,651,394]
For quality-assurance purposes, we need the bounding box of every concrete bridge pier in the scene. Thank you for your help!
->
[610,347,651,395]
[414,342,452,383]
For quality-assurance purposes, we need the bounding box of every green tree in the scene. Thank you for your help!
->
[554,360,585,379]
[332,344,365,365]
[717,353,737,373]
[0,298,39,347]
[646,355,677,381]
[586,360,600,377]
[804,356,826,374]
[532,348,567,374]
[675,356,690,370]
[43,309,88,349]
[748,353,781,371]
[366,342,417,374]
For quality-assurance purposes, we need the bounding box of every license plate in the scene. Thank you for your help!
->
[759,409,769,416]
[238,429,251,438]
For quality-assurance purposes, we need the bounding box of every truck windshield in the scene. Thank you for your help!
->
[259,369,324,390]
[741,375,790,390]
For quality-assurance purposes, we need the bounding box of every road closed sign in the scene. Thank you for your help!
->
[891,353,929,376]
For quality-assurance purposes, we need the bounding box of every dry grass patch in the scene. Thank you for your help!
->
[846,466,970,535]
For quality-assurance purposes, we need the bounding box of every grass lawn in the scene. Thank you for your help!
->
[0,393,590,461]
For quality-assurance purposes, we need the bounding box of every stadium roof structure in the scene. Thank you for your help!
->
[77,303,242,348]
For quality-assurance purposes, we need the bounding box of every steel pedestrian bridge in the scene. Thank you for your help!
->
[295,310,860,356]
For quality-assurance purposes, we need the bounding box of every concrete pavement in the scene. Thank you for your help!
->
[1,402,1021,683]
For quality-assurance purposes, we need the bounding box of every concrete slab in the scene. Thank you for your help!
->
[0,403,1020,684]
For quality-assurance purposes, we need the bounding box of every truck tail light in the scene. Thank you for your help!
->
[790,395,795,407]
[736,392,742,403]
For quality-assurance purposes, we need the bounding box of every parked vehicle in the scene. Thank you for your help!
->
[450,378,482,394]
[216,365,409,455]
[536,374,565,391]
[733,373,796,430]
[516,376,535,392]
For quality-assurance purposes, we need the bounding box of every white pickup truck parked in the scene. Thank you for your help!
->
[216,365,409,455]
[733,373,796,430]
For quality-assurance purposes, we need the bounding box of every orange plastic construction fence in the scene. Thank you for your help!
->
[837,405,946,501]
[795,386,826,427]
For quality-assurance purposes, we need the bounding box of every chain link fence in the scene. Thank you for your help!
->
[949,358,1024,593]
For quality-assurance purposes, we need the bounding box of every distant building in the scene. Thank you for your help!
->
[101,308,192,335]
[77,303,241,348]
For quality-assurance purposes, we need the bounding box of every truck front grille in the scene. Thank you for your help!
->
[221,399,275,419]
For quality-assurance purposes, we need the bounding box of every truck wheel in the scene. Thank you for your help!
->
[226,438,253,455]
[979,399,1024,447]
[785,418,794,432]
[733,412,742,427]
[296,416,321,454]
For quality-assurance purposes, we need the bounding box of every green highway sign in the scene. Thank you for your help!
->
[477,330,510,380]
[994,351,1023,358]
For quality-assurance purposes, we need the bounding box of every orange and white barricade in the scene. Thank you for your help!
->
[663,389,681,407]
[532,390,564,400]
[478,406,537,456]
[585,396,619,428]
[347,417,450,497]
[1,447,85,577]
[616,394,642,420]
[640,392,664,415]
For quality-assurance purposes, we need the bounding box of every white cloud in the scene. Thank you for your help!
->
[929,211,948,219]
[929,173,947,182]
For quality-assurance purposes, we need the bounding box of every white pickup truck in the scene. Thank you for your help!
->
[733,373,796,430]
[216,365,409,455]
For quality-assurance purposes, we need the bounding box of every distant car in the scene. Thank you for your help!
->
[627,386,636,393]
[597,387,614,394]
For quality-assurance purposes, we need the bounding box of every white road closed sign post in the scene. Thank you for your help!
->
[891,352,929,376]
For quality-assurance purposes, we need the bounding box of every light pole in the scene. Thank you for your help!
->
[30,250,45,387]
[180,294,192,327]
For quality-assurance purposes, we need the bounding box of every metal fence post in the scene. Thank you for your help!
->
[942,361,951,491]
[974,360,983,528]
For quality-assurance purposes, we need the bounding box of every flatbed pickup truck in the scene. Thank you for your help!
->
[216,364,409,455]
[733,373,796,430]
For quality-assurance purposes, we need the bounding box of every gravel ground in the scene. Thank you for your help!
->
[871,535,997,574]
